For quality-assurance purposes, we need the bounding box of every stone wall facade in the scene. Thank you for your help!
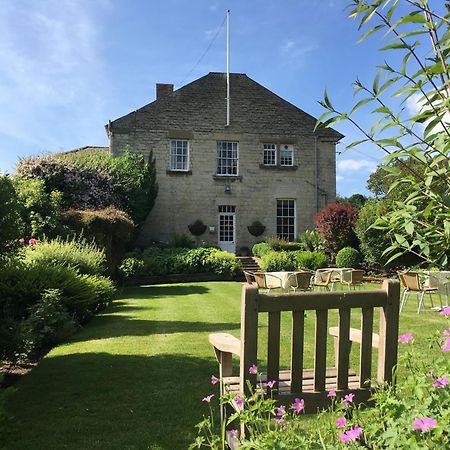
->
[108,73,340,251]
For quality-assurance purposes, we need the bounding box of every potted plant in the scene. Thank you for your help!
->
[247,221,265,237]
[188,219,207,236]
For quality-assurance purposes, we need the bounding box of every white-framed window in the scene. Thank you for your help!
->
[262,143,277,165]
[280,144,294,166]
[170,140,189,171]
[276,199,296,241]
[216,141,238,176]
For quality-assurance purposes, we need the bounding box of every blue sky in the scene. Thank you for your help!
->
[0,0,394,196]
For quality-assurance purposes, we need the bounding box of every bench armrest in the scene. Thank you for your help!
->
[329,326,380,348]
[209,333,241,357]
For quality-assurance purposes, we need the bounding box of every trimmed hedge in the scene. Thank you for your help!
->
[335,247,363,268]
[259,250,328,272]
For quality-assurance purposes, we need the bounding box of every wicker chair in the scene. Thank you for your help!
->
[399,272,438,313]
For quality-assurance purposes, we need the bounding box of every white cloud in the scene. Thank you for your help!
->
[0,1,110,152]
[279,38,318,65]
[337,159,377,172]
[336,175,344,181]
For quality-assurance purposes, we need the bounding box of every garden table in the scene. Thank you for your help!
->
[423,271,450,305]
[264,271,295,291]
[314,268,353,289]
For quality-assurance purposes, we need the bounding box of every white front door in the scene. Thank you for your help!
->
[218,205,236,253]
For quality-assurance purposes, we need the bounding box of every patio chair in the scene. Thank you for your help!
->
[243,271,256,284]
[253,272,282,293]
[311,270,332,291]
[399,272,438,313]
[287,271,312,292]
[342,269,365,290]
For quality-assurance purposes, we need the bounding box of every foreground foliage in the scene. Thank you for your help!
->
[193,312,450,449]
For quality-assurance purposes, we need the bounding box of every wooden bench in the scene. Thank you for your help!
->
[209,279,400,420]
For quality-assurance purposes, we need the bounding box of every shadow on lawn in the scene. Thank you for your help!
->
[68,314,240,342]
[4,352,219,450]
[122,284,211,299]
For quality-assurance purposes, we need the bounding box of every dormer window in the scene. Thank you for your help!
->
[216,141,239,176]
[280,144,294,166]
[170,140,189,171]
[262,144,277,166]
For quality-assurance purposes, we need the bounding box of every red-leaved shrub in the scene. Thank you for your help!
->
[315,203,359,258]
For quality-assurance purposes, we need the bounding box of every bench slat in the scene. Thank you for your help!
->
[314,310,328,391]
[337,309,351,390]
[360,308,374,387]
[290,310,304,392]
[267,312,281,385]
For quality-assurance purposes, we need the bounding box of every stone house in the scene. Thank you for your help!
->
[106,72,343,253]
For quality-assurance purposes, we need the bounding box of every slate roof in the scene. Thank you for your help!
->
[108,72,343,141]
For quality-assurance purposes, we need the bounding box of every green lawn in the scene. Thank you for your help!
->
[2,282,448,449]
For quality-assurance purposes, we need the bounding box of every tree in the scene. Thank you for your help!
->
[318,0,450,268]
[337,193,368,209]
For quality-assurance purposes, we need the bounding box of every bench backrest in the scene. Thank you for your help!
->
[239,279,400,407]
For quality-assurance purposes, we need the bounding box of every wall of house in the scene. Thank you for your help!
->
[110,128,336,250]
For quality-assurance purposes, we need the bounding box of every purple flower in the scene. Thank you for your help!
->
[211,375,219,385]
[249,364,258,374]
[343,393,354,407]
[234,396,244,409]
[327,388,336,398]
[440,306,450,316]
[336,417,347,428]
[264,380,276,389]
[412,417,437,432]
[273,417,285,424]
[432,376,449,388]
[229,429,239,439]
[442,338,450,352]
[291,398,304,414]
[276,406,286,417]
[398,333,414,344]
[339,426,362,443]
[202,394,214,403]
[443,328,450,336]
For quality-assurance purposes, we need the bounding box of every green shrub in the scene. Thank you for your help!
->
[183,247,217,272]
[169,234,196,249]
[335,247,363,268]
[252,242,272,258]
[21,289,77,355]
[295,251,328,271]
[259,251,296,272]
[206,251,242,276]
[118,257,147,280]
[297,230,323,252]
[266,236,291,251]
[23,237,106,275]
[0,175,22,251]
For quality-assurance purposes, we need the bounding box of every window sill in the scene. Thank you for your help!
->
[259,164,298,171]
[212,174,243,181]
[166,169,192,175]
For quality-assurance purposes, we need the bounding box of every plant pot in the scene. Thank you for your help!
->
[188,222,207,236]
[247,224,265,237]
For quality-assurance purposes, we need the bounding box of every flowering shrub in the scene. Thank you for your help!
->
[192,317,450,449]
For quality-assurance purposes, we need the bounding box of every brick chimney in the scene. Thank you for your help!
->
[156,83,173,99]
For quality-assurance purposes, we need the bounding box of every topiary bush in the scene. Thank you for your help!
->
[252,242,272,258]
[315,203,359,258]
[259,251,296,272]
[295,251,328,271]
[335,247,363,268]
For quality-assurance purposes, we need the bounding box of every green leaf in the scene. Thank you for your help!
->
[405,221,414,235]
[349,97,373,115]
[373,70,381,95]
[322,89,333,109]
[380,43,410,51]
[345,139,368,150]
[357,24,384,43]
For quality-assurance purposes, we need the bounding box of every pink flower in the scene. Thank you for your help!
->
[229,429,239,439]
[249,364,258,374]
[234,396,244,408]
[291,398,304,414]
[327,388,336,398]
[336,417,347,428]
[442,328,450,336]
[211,375,219,385]
[398,333,414,344]
[440,306,450,316]
[202,394,214,403]
[276,406,285,417]
[339,426,362,443]
[412,417,437,432]
[18,238,24,244]
[273,417,285,424]
[442,338,450,352]
[264,380,276,389]
[432,376,449,388]
[28,238,39,245]
[343,393,354,407]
